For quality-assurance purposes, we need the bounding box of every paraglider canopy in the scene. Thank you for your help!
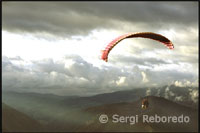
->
[101,32,174,62]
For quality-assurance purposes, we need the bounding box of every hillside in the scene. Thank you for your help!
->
[81,96,198,132]
[2,86,198,132]
[2,103,44,132]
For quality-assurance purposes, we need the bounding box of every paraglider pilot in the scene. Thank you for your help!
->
[142,98,149,109]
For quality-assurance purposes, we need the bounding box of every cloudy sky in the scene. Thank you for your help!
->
[2,2,198,96]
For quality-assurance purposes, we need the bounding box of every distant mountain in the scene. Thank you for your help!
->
[60,88,146,108]
[3,85,198,110]
[2,103,44,132]
[80,96,198,132]
[60,85,198,109]
[2,85,198,132]
[2,91,80,126]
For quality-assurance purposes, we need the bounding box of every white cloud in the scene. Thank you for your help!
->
[2,55,198,96]
[141,71,149,83]
[164,86,170,99]
[146,88,151,96]
[175,96,184,102]
[174,80,198,87]
[189,89,198,103]
[116,76,127,86]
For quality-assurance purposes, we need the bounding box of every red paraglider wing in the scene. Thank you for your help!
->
[101,32,174,62]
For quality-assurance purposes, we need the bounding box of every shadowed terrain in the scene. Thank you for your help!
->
[2,103,44,132]
[81,96,198,132]
[2,86,198,132]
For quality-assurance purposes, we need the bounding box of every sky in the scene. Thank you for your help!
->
[2,2,199,96]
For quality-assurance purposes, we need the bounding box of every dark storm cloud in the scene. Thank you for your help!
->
[2,2,198,37]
